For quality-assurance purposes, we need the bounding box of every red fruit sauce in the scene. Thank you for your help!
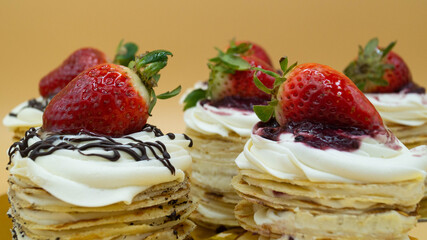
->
[203,96,269,111]
[253,118,391,152]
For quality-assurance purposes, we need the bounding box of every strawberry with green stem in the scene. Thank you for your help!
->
[183,41,275,110]
[43,50,181,137]
[344,38,417,93]
[253,57,385,133]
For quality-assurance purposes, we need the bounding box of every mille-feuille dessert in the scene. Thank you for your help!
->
[7,50,196,239]
[232,60,427,240]
[344,38,427,219]
[182,40,276,229]
[3,41,138,141]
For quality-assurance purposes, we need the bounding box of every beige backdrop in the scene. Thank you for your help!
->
[1,0,427,238]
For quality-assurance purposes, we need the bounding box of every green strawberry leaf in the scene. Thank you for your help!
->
[253,74,272,94]
[273,77,287,88]
[285,61,298,75]
[370,78,389,86]
[227,41,251,55]
[279,56,288,73]
[364,38,379,56]
[157,85,182,99]
[183,88,207,110]
[114,40,138,66]
[219,54,251,70]
[381,41,396,59]
[252,67,280,78]
[136,50,173,68]
[254,105,274,122]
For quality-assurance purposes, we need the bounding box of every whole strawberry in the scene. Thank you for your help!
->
[183,40,275,110]
[39,41,139,98]
[253,58,385,132]
[235,40,273,66]
[39,48,108,98]
[344,38,414,93]
[43,50,180,137]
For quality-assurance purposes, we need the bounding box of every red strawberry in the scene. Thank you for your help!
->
[39,48,108,98]
[43,50,180,137]
[209,55,276,101]
[344,38,414,93]
[253,59,385,132]
[183,41,275,110]
[234,41,273,66]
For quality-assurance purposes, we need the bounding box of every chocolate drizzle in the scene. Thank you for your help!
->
[8,97,51,117]
[7,124,193,175]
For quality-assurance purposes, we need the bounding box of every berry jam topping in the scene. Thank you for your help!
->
[399,82,426,94]
[202,96,269,111]
[8,124,193,175]
[254,118,389,152]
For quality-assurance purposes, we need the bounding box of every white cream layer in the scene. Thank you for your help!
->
[9,129,192,207]
[366,93,427,126]
[184,101,259,137]
[3,97,45,129]
[236,132,427,183]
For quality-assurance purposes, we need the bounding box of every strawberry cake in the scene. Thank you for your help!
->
[3,42,139,141]
[183,41,275,229]
[7,50,196,239]
[344,38,427,219]
[232,61,427,239]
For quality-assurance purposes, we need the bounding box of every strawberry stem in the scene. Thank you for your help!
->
[252,56,297,122]
[114,40,138,66]
[343,37,396,92]
[128,50,180,115]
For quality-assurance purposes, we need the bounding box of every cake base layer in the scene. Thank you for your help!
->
[8,176,196,240]
[235,200,416,240]
[186,128,247,228]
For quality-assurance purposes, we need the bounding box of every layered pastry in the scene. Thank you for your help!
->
[7,50,196,239]
[3,42,138,140]
[344,38,427,219]
[183,41,276,229]
[232,61,427,239]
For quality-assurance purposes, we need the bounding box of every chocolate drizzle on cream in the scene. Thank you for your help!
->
[7,124,193,175]
[8,97,51,117]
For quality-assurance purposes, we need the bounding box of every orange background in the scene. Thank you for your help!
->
[0,0,427,238]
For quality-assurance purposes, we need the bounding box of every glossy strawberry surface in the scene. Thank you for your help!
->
[275,63,385,131]
[39,48,108,97]
[43,63,148,136]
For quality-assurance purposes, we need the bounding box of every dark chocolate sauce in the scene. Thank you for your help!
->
[8,97,51,117]
[203,96,269,111]
[183,134,193,147]
[254,119,380,151]
[141,124,164,137]
[7,124,192,175]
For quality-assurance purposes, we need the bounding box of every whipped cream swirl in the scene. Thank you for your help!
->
[366,93,427,126]
[8,126,192,207]
[3,97,49,129]
[184,101,259,137]
[236,131,427,183]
